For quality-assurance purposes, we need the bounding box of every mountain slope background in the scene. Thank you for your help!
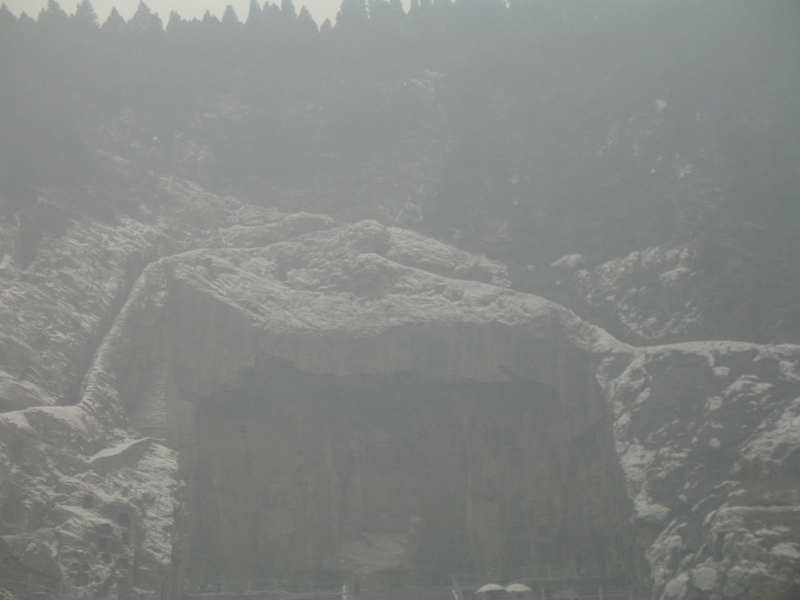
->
[1,3,800,599]
[2,0,800,345]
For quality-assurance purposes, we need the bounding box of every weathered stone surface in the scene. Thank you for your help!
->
[0,179,798,599]
[597,343,800,599]
[549,245,700,344]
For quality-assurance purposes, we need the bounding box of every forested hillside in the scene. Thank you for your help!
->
[2,0,799,343]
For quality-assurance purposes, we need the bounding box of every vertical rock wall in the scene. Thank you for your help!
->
[158,326,637,589]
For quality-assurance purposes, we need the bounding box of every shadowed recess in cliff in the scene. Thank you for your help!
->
[183,360,635,591]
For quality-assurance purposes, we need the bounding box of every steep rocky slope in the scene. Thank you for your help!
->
[0,180,798,599]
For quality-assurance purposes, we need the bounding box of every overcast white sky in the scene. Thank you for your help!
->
[3,0,353,25]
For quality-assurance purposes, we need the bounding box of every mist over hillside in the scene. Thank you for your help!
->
[0,0,800,600]
[1,3,800,600]
[3,0,799,343]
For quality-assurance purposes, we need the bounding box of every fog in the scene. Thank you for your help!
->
[1,1,799,599]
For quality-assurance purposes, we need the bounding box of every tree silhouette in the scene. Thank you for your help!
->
[222,4,240,26]
[281,0,297,20]
[129,1,163,34]
[297,6,317,34]
[246,0,262,26]
[336,0,368,29]
[101,7,126,33]
[73,0,98,26]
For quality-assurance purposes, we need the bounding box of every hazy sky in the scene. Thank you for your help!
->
[3,0,352,25]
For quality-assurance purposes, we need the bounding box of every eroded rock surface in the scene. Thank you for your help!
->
[0,179,798,599]
[598,343,800,599]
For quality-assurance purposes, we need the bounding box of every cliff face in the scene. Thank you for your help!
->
[0,179,798,599]
[598,344,800,599]
[97,203,634,590]
[188,366,631,588]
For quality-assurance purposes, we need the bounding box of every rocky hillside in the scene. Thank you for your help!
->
[0,178,797,599]
[1,2,799,599]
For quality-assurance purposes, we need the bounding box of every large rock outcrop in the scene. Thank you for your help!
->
[0,178,798,599]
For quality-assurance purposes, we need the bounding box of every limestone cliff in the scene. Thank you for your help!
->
[0,179,798,599]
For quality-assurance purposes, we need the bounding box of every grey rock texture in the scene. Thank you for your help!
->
[0,178,798,599]
[549,245,700,345]
[598,343,800,599]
